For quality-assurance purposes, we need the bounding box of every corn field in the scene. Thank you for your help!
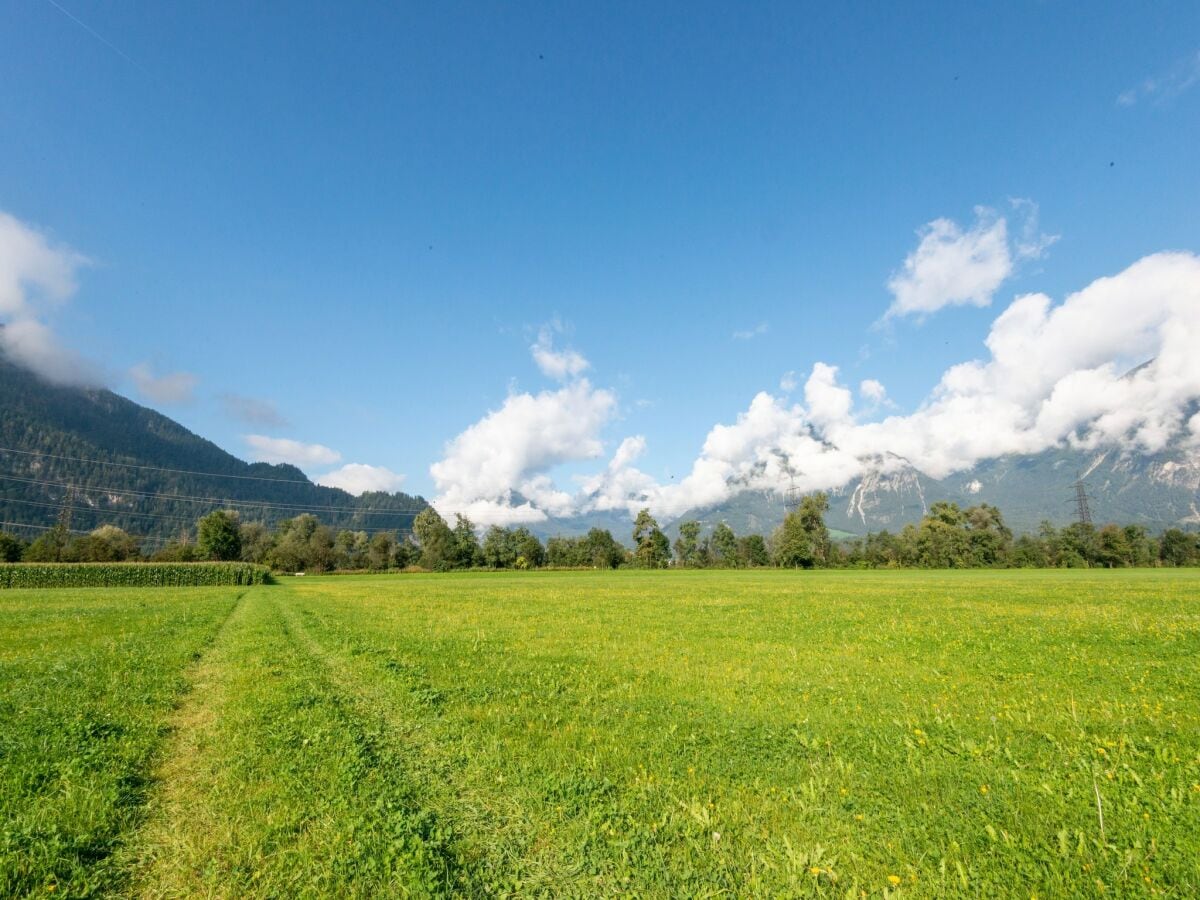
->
[0,562,270,588]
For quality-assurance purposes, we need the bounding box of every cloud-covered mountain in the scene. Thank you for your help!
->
[430,248,1200,531]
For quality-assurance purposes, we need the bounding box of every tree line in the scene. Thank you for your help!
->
[1,494,1197,571]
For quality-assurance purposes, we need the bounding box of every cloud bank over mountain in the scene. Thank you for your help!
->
[0,211,99,386]
[432,250,1200,527]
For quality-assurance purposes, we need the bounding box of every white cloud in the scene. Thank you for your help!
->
[0,212,82,315]
[1,318,100,386]
[531,324,589,380]
[885,202,1056,319]
[779,370,798,393]
[440,251,1200,525]
[221,393,288,428]
[804,362,854,428]
[0,210,99,385]
[130,362,198,405]
[316,463,406,495]
[430,378,617,525]
[1117,50,1200,107]
[244,435,342,467]
[859,379,888,405]
[733,322,769,340]
[1009,198,1059,261]
[886,207,1012,318]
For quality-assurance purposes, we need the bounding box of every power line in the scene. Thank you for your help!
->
[0,519,90,535]
[0,496,196,524]
[0,520,172,546]
[0,445,322,486]
[0,489,414,537]
[0,473,423,518]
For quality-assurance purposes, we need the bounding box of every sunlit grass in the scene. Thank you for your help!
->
[2,570,1198,896]
[0,587,240,896]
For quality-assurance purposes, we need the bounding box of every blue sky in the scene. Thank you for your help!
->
[2,1,1199,520]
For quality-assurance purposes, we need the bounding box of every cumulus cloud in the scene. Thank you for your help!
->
[886,208,1010,317]
[244,435,342,467]
[531,324,589,380]
[885,202,1056,319]
[612,251,1200,516]
[130,362,198,405]
[221,393,289,428]
[779,370,798,393]
[316,463,406,495]
[1117,49,1200,107]
[432,251,1200,526]
[733,322,769,340]
[430,378,617,525]
[0,210,99,384]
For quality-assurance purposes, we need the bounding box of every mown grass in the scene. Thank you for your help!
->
[2,570,1199,896]
[0,587,241,897]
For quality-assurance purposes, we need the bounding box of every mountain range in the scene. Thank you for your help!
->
[659,441,1200,540]
[2,350,1197,545]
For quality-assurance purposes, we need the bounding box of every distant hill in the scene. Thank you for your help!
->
[0,354,426,542]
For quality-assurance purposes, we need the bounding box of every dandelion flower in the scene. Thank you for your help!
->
[888,874,902,886]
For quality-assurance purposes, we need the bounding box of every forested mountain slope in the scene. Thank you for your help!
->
[0,355,426,541]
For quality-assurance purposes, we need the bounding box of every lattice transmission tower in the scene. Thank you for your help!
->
[1070,476,1093,527]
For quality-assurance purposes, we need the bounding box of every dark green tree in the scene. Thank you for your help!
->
[482,525,518,568]
[673,521,701,567]
[736,533,769,568]
[710,523,738,567]
[511,527,545,568]
[452,515,482,568]
[632,509,670,568]
[1160,529,1198,566]
[582,528,624,568]
[197,510,242,561]
[772,492,831,568]
[368,532,395,570]
[964,504,1012,566]
[914,502,970,568]
[239,521,274,564]
[413,507,455,570]
[73,524,141,562]
[0,530,26,562]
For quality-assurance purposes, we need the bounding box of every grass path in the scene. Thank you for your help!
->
[123,588,463,898]
[0,587,242,897]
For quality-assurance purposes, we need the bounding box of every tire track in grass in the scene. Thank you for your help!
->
[122,586,466,898]
[114,589,258,897]
[273,592,484,895]
[0,587,243,899]
[277,592,566,895]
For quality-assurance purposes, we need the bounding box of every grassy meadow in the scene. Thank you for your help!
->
[1,570,1198,897]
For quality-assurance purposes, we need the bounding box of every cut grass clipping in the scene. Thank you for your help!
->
[1,569,1198,896]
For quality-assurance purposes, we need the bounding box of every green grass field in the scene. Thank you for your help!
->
[2,571,1198,897]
